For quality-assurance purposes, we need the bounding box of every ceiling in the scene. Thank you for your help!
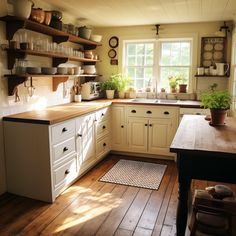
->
[43,0,236,27]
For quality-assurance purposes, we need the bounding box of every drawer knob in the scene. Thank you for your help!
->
[65,169,70,175]
[149,124,152,127]
[102,125,106,129]
[63,147,68,152]
[131,110,136,113]
[121,125,124,128]
[146,110,152,114]
[103,143,106,147]
[101,113,104,116]
[164,111,169,115]
[62,127,67,132]
[145,124,148,126]
[196,112,201,115]
[77,134,82,137]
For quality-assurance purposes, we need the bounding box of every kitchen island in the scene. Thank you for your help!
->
[170,115,236,236]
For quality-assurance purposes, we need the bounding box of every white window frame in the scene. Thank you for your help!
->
[122,37,193,93]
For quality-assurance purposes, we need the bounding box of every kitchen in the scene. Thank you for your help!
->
[1,0,236,235]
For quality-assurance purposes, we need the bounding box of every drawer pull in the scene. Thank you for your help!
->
[77,134,82,137]
[164,111,169,115]
[101,113,104,116]
[63,147,68,152]
[131,110,136,113]
[196,112,201,115]
[145,124,148,126]
[62,127,67,132]
[102,125,106,129]
[103,143,106,147]
[65,169,70,175]
[121,125,124,128]
[146,110,152,114]
[149,124,152,127]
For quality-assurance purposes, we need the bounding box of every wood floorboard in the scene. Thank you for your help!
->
[0,154,236,236]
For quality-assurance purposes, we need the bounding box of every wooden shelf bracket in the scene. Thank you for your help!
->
[52,76,69,91]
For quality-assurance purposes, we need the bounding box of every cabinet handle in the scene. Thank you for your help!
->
[101,113,104,116]
[145,124,148,126]
[103,143,106,147]
[102,125,106,129]
[164,111,169,115]
[77,134,82,137]
[146,110,152,114]
[131,110,136,113]
[63,147,68,152]
[149,124,152,127]
[62,127,67,132]
[65,169,70,175]
[196,113,201,115]
[121,125,124,128]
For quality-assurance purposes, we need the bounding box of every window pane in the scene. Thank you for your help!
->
[127,44,136,55]
[127,56,135,66]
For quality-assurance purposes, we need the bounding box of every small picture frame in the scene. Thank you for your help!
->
[110,59,118,65]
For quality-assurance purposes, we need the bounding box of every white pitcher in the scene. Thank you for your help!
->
[9,0,34,19]
[215,63,229,76]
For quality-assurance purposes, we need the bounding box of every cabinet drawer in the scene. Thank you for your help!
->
[126,105,177,118]
[96,135,110,158]
[96,107,111,122]
[51,119,75,144]
[53,155,78,189]
[97,119,110,139]
[52,137,76,165]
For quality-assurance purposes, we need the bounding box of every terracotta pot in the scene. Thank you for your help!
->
[179,84,187,93]
[170,87,177,93]
[210,109,228,126]
[30,8,45,23]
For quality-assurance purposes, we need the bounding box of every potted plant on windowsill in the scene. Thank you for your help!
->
[177,75,188,93]
[111,73,131,98]
[101,79,117,99]
[201,83,232,126]
[168,76,181,93]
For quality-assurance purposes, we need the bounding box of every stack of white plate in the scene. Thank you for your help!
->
[83,65,96,75]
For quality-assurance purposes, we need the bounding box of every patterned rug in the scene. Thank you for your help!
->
[100,159,167,190]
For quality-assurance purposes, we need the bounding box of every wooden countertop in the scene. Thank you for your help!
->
[170,115,236,156]
[3,99,201,125]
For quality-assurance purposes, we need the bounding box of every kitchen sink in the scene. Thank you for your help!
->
[156,99,179,103]
[131,98,179,104]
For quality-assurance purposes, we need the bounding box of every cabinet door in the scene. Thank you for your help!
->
[112,105,127,150]
[148,118,172,155]
[76,113,96,168]
[127,117,148,153]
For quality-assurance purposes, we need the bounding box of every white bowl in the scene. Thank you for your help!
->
[83,65,96,75]
[57,67,68,75]
[90,34,102,43]
[41,67,57,75]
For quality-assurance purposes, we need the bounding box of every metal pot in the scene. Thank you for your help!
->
[79,26,92,39]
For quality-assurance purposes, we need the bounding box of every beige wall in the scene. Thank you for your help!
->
[95,21,232,94]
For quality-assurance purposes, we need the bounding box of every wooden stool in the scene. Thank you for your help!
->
[189,189,236,236]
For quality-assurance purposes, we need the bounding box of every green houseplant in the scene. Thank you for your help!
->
[168,75,181,93]
[111,73,131,98]
[177,75,188,93]
[101,79,117,99]
[201,83,232,126]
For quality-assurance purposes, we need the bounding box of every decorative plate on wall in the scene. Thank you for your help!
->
[108,49,117,58]
[109,36,119,48]
[201,37,226,67]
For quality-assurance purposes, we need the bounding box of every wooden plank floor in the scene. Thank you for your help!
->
[0,154,236,236]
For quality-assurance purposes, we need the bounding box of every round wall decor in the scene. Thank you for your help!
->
[108,49,117,58]
[109,36,119,48]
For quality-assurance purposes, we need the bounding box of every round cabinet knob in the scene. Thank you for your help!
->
[145,124,148,126]
[103,143,106,147]
[102,125,106,129]
[121,125,124,128]
[101,113,104,116]
[63,147,68,152]
[149,124,153,127]
[65,169,70,175]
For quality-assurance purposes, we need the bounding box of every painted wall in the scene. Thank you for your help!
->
[94,21,233,95]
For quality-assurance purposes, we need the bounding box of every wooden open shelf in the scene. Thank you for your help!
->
[4,74,101,95]
[6,48,100,69]
[0,15,102,48]
[194,74,229,78]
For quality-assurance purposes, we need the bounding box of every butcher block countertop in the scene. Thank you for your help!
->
[3,99,201,125]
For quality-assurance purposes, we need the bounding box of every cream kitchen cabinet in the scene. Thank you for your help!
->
[111,105,128,151]
[76,113,96,172]
[126,105,179,157]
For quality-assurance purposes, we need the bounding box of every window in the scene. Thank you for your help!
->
[123,39,192,92]
[159,40,191,90]
[124,41,154,90]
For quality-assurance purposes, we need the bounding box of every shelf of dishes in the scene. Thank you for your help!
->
[0,16,102,47]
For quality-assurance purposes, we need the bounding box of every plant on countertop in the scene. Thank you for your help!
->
[101,78,117,99]
[201,83,232,126]
[111,73,131,98]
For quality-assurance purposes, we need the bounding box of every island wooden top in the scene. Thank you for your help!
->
[3,99,201,125]
[170,115,236,156]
